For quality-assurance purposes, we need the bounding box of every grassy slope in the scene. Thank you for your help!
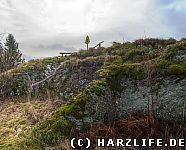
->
[0,99,65,149]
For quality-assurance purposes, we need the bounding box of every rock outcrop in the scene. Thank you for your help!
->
[0,38,185,149]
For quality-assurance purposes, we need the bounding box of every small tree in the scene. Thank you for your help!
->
[4,34,23,70]
[85,35,90,50]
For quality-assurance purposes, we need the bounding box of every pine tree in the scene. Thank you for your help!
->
[85,35,90,50]
[4,34,23,70]
[0,42,4,72]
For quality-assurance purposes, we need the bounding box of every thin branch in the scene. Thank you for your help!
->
[31,61,66,88]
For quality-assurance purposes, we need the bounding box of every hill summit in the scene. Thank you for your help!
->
[0,38,185,149]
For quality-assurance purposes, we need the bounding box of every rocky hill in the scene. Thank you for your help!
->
[0,38,185,149]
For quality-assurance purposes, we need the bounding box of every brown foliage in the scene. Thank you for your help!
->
[72,113,185,148]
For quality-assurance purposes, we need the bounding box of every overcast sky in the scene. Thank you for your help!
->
[0,0,186,59]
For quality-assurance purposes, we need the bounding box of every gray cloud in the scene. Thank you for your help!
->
[0,0,185,59]
[152,0,186,39]
[36,43,75,52]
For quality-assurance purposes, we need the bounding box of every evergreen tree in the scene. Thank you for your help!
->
[0,42,3,72]
[4,34,23,70]
[85,35,90,50]
[0,42,3,52]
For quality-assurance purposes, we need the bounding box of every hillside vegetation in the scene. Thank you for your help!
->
[0,38,185,149]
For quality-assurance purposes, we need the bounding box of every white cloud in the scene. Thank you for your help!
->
[164,0,186,11]
[0,0,185,58]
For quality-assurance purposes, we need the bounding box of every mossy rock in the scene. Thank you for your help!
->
[19,80,108,148]
[164,40,186,60]
[97,62,144,80]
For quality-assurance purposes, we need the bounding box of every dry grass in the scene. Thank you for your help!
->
[73,113,185,150]
[75,113,156,140]
[45,140,72,150]
[0,101,184,150]
[0,98,65,148]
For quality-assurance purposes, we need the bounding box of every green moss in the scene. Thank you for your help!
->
[12,56,66,74]
[97,62,145,80]
[96,62,145,93]
[123,42,136,50]
[78,48,106,58]
[157,59,186,76]
[124,49,145,62]
[157,60,172,74]
[57,80,107,117]
[88,80,108,95]
[134,38,176,49]
[90,80,107,87]
[56,92,88,119]
[97,39,186,80]
[27,115,71,148]
[167,63,186,75]
[19,79,108,148]
[17,59,45,72]
[42,56,66,64]
[107,63,144,92]
[111,42,137,56]
[111,57,123,65]
[164,40,186,60]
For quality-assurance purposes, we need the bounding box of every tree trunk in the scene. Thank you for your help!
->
[87,44,88,50]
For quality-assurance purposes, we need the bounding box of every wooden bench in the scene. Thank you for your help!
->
[59,52,72,56]
[92,41,104,49]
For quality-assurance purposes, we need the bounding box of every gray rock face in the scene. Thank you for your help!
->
[117,78,186,121]
[86,88,115,122]
[83,77,186,123]
[0,57,103,100]
[173,49,186,63]
[157,78,185,121]
[53,58,103,99]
